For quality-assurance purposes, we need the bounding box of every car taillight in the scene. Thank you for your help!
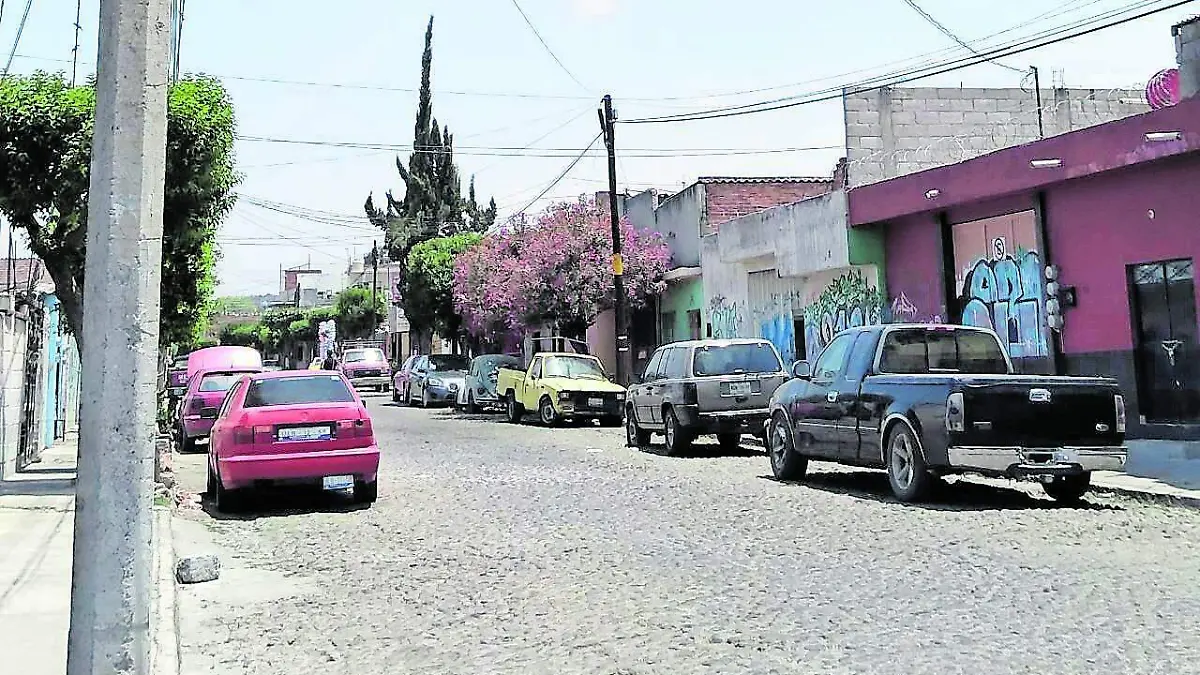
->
[682,383,698,405]
[233,426,273,445]
[1115,394,1126,433]
[337,419,373,439]
[945,392,965,432]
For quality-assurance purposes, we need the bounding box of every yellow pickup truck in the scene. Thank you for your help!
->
[497,337,626,427]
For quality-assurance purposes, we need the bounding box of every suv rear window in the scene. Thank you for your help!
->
[244,375,356,408]
[198,373,244,392]
[693,342,783,376]
[879,328,1009,374]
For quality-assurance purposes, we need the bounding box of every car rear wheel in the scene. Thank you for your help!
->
[663,408,692,457]
[625,405,651,447]
[419,387,430,408]
[886,424,933,503]
[717,432,741,451]
[354,480,378,505]
[768,412,808,481]
[505,393,524,424]
[466,390,480,414]
[392,387,401,403]
[180,435,196,454]
[538,396,558,426]
[212,464,244,513]
[1043,472,1091,505]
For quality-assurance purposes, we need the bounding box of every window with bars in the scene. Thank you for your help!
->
[660,311,676,343]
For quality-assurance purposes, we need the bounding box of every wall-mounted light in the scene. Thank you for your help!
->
[1030,158,1063,169]
[1144,131,1182,142]
[924,188,940,199]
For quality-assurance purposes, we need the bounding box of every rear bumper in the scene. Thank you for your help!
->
[219,446,381,490]
[182,417,214,439]
[675,405,771,434]
[947,445,1128,477]
[348,376,390,389]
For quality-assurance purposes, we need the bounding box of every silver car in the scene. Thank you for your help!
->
[625,338,788,456]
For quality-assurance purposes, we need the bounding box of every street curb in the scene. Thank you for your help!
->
[151,506,181,675]
[1088,482,1200,510]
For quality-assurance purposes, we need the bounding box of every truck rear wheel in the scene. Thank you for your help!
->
[1043,472,1091,505]
[886,424,933,503]
[768,412,807,481]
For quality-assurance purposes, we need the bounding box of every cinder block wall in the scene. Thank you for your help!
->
[844,86,1150,187]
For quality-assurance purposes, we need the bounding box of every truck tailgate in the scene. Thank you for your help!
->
[957,377,1123,448]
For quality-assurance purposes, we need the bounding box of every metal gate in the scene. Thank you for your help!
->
[16,307,44,471]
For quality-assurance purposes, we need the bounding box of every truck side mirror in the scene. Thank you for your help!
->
[791,360,811,380]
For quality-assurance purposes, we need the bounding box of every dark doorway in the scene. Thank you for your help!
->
[793,316,807,361]
[1130,259,1199,422]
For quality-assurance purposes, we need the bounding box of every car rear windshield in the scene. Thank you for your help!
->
[878,328,1009,374]
[198,372,244,392]
[429,355,470,372]
[243,375,356,408]
[693,343,783,376]
[344,349,385,363]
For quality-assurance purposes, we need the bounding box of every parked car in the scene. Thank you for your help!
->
[261,359,282,372]
[167,355,191,399]
[625,338,787,455]
[340,347,391,392]
[766,323,1128,504]
[497,337,626,426]
[205,370,380,512]
[178,366,263,452]
[392,354,420,403]
[407,354,470,407]
[456,354,521,413]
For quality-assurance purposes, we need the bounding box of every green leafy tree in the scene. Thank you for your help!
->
[363,16,497,344]
[0,72,238,351]
[334,288,385,339]
[405,232,482,349]
[218,321,261,347]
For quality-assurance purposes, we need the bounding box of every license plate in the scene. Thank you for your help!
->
[588,397,604,408]
[322,475,354,491]
[278,425,331,441]
[728,382,752,396]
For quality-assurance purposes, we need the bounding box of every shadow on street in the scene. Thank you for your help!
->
[200,486,372,521]
[761,470,1124,512]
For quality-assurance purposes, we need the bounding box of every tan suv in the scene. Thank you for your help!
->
[625,338,789,455]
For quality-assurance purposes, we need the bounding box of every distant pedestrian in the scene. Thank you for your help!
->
[322,353,337,371]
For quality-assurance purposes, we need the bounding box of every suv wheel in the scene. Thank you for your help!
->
[625,405,651,447]
[663,408,692,457]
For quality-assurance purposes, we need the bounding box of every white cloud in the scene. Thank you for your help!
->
[574,0,618,18]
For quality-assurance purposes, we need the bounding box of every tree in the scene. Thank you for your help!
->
[363,16,497,344]
[454,197,671,341]
[219,321,261,347]
[334,287,385,339]
[0,72,238,351]
[406,232,482,350]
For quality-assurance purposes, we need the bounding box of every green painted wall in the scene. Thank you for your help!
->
[659,277,703,342]
[847,223,887,300]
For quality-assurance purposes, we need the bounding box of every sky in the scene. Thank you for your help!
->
[3,0,1195,296]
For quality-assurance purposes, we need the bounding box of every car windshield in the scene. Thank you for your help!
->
[429,355,470,372]
[243,375,356,408]
[693,343,782,376]
[344,349,385,363]
[198,372,245,392]
[543,356,607,380]
[878,328,1009,374]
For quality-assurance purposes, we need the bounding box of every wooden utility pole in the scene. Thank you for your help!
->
[371,240,380,336]
[599,95,631,386]
[68,0,171,673]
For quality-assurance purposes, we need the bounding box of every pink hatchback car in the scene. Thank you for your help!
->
[205,370,381,512]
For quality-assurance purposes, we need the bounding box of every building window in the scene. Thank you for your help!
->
[660,311,676,343]
[687,310,701,340]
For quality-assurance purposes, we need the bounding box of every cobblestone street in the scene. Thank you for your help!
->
[173,394,1200,675]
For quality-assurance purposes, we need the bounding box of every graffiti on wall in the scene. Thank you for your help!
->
[889,292,943,324]
[708,295,744,339]
[801,270,885,358]
[957,247,1048,358]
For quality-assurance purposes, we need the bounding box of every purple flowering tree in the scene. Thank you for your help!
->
[453,197,670,344]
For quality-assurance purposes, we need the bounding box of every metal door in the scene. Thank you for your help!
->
[16,308,45,471]
[1130,259,1199,422]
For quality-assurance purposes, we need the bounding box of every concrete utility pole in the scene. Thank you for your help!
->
[599,95,632,386]
[67,0,171,673]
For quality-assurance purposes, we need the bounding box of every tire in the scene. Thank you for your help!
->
[662,407,692,457]
[886,423,933,503]
[181,435,196,454]
[392,387,401,403]
[505,393,524,424]
[625,405,651,447]
[466,391,479,415]
[767,412,808,481]
[538,396,558,427]
[420,387,430,408]
[405,385,415,407]
[206,460,217,497]
[354,480,378,505]
[1043,472,1091,505]
[213,463,243,513]
[717,432,742,451]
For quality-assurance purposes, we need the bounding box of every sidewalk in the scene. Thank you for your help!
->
[0,439,179,675]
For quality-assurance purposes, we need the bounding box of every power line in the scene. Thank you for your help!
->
[507,0,589,91]
[898,0,1028,74]
[620,0,1188,125]
[505,132,603,223]
[2,0,36,77]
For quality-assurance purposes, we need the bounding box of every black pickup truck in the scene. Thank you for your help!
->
[766,324,1128,504]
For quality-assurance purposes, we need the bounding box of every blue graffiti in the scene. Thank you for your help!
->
[958,250,1048,359]
[709,297,743,339]
[759,314,796,365]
